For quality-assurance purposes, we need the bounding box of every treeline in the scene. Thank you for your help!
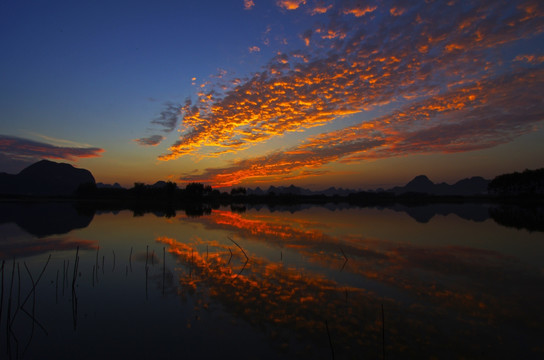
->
[77,182,220,202]
[488,168,544,196]
[75,167,544,205]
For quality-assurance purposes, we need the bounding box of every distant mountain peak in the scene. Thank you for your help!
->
[390,174,489,196]
[403,175,434,193]
[408,175,433,185]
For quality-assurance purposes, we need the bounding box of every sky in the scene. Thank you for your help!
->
[1,0,543,190]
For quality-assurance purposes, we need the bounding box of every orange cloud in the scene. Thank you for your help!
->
[389,7,405,16]
[514,54,544,64]
[144,1,543,171]
[276,0,306,10]
[179,68,543,186]
[343,5,377,17]
[243,0,255,10]
[310,2,332,15]
[249,45,261,53]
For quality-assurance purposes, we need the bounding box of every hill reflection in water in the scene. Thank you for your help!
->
[0,202,543,359]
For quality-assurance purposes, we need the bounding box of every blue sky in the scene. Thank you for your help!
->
[1,0,543,189]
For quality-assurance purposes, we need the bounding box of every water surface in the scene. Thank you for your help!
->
[1,202,543,359]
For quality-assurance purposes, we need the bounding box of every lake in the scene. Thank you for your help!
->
[1,201,543,359]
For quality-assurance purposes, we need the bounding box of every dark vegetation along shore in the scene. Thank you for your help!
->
[2,160,543,203]
[1,160,543,231]
[0,160,542,205]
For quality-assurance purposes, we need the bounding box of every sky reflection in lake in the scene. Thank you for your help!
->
[1,203,543,359]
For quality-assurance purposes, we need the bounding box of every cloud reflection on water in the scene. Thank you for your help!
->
[158,209,544,358]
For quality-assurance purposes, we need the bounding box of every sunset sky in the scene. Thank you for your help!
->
[1,0,543,189]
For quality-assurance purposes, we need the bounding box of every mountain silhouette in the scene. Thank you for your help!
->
[244,176,490,197]
[0,159,95,196]
[390,175,489,196]
[404,175,435,193]
[97,182,124,189]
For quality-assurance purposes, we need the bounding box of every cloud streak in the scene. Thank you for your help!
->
[134,134,165,146]
[0,135,104,163]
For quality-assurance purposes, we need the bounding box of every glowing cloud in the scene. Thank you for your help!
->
[139,1,543,187]
[514,54,544,64]
[276,0,306,10]
[243,0,255,10]
[249,45,261,53]
[179,68,544,186]
[342,4,377,17]
[150,1,542,162]
[310,2,332,15]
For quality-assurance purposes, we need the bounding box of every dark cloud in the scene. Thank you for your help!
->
[0,135,104,172]
[134,134,166,146]
[151,101,181,133]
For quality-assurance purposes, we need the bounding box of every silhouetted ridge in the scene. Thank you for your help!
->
[391,175,490,196]
[0,159,95,196]
[404,175,434,193]
[96,182,124,189]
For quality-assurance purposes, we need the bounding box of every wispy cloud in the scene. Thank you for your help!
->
[26,132,95,148]
[135,101,182,147]
[309,1,332,15]
[150,101,181,133]
[514,54,544,64]
[342,4,377,17]
[133,135,165,146]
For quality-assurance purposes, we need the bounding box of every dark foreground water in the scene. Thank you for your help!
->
[0,202,543,359]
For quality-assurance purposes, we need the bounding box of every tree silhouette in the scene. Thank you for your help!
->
[488,168,544,195]
[230,187,246,196]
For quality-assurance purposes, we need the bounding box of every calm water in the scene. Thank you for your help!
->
[0,202,543,359]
